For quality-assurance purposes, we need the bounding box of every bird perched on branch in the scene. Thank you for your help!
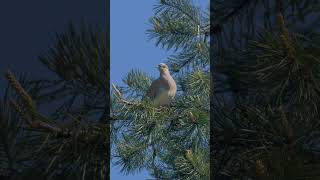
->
[146,63,177,106]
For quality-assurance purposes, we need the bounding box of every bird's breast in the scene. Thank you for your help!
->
[153,88,175,106]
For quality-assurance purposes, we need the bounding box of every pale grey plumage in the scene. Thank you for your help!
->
[146,63,177,106]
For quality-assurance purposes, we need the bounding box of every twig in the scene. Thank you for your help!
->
[112,83,141,106]
[5,70,34,108]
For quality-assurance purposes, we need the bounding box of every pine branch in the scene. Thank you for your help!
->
[157,0,201,27]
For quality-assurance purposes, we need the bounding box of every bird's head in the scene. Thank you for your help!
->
[157,63,169,74]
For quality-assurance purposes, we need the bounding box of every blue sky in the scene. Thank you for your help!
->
[110,0,209,179]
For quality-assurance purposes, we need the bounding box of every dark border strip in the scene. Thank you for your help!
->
[106,0,111,180]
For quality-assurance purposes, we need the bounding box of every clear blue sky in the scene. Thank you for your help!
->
[110,0,209,179]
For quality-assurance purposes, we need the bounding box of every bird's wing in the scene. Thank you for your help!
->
[146,78,161,99]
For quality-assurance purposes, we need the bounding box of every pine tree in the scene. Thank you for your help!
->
[0,22,109,179]
[111,0,210,179]
[213,0,320,179]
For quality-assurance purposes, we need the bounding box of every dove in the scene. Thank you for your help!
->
[146,63,177,106]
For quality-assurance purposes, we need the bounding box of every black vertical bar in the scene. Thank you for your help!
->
[106,0,111,179]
